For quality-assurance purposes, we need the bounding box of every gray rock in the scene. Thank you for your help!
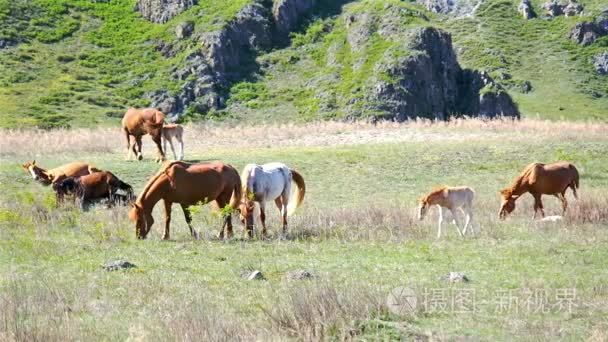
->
[175,21,194,39]
[102,260,136,271]
[136,0,197,23]
[518,0,536,19]
[440,272,470,283]
[272,0,315,42]
[345,12,374,52]
[563,1,583,17]
[596,10,608,33]
[593,52,608,75]
[242,270,265,280]
[542,0,563,17]
[570,22,604,46]
[286,270,315,280]
[521,80,533,93]
[416,0,483,17]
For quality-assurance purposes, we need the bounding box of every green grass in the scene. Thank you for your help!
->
[1,123,607,339]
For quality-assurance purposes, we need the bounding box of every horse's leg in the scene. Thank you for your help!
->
[462,206,473,236]
[216,196,233,239]
[280,193,289,238]
[559,192,568,214]
[180,204,199,240]
[259,201,267,238]
[169,139,177,161]
[450,208,464,237]
[532,194,544,219]
[436,205,443,239]
[135,135,143,161]
[124,130,132,160]
[178,135,184,161]
[162,200,172,240]
[153,136,165,162]
[162,135,168,159]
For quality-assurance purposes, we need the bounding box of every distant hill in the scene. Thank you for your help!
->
[0,0,606,128]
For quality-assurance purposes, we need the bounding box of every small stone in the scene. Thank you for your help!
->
[242,270,265,280]
[286,270,315,280]
[440,272,470,283]
[102,260,136,271]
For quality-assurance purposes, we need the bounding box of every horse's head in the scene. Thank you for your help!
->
[129,202,154,239]
[417,198,430,221]
[499,189,518,220]
[238,196,255,230]
[21,160,51,185]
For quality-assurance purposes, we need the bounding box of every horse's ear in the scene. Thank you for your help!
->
[32,160,36,166]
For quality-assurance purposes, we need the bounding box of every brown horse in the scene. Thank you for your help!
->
[52,171,134,209]
[21,160,101,186]
[121,108,166,162]
[499,161,579,220]
[128,161,242,240]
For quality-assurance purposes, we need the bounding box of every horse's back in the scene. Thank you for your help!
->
[530,161,578,193]
[51,162,94,177]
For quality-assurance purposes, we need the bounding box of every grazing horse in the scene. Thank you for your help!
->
[418,186,475,239]
[121,108,166,162]
[128,161,241,240]
[238,163,306,238]
[21,160,101,186]
[52,171,134,210]
[162,123,184,161]
[499,161,579,220]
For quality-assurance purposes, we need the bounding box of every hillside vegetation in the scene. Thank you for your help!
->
[0,0,606,128]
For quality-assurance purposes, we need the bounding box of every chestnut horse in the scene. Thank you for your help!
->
[128,161,241,240]
[499,161,579,219]
[418,186,475,239]
[52,171,134,209]
[21,160,101,186]
[121,108,166,162]
[238,163,306,238]
[162,123,184,161]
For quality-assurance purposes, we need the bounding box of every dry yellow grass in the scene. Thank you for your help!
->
[1,118,607,157]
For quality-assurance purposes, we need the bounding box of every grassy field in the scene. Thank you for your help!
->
[1,119,608,340]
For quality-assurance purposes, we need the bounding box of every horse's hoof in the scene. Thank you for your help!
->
[192,230,200,240]
[137,155,143,161]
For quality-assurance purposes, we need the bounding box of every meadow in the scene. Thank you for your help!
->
[1,118,608,340]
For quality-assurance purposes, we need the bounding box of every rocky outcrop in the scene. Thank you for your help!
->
[368,27,518,120]
[273,0,315,42]
[593,52,608,75]
[569,21,606,46]
[149,2,274,117]
[175,21,194,39]
[416,0,483,17]
[136,0,197,23]
[518,0,535,19]
[542,0,583,18]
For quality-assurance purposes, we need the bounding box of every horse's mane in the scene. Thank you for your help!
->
[136,161,183,203]
[424,186,447,200]
[504,163,539,195]
[240,164,256,196]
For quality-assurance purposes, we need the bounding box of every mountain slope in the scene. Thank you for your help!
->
[0,0,606,128]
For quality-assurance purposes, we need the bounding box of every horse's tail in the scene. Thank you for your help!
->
[570,165,579,199]
[287,169,306,216]
[229,172,242,211]
[117,180,135,202]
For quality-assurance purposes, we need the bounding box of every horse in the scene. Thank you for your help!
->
[162,123,184,161]
[21,160,101,186]
[499,161,579,220]
[128,161,241,240]
[238,163,306,238]
[121,108,166,162]
[417,186,475,239]
[52,171,134,210]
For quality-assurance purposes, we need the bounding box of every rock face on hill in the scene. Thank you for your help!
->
[416,0,483,17]
[273,0,315,42]
[569,21,607,46]
[368,27,518,120]
[144,1,517,120]
[594,52,608,75]
[136,0,197,23]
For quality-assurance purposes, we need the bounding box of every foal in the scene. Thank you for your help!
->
[162,124,184,161]
[418,186,475,239]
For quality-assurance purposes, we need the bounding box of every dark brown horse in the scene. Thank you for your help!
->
[53,171,134,209]
[128,161,242,240]
[21,160,101,186]
[121,108,166,162]
[499,161,579,219]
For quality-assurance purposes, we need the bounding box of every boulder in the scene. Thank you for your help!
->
[563,1,583,17]
[569,22,604,46]
[272,0,315,42]
[542,0,563,17]
[175,21,194,39]
[136,0,197,23]
[596,10,608,33]
[416,0,483,17]
[518,0,536,19]
[102,260,136,271]
[593,52,608,75]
